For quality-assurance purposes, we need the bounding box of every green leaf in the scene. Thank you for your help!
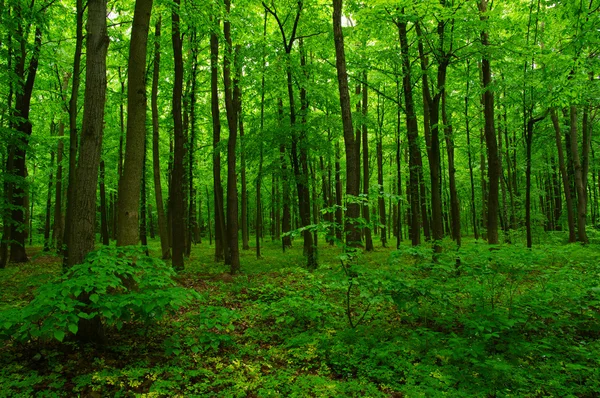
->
[54,329,65,342]
[89,293,99,303]
[68,323,78,335]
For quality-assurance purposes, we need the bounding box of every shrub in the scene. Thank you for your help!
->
[0,246,200,343]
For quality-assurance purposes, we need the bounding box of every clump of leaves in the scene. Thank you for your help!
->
[0,246,200,343]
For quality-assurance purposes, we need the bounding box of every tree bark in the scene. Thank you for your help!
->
[570,106,588,243]
[551,109,576,242]
[8,17,42,263]
[63,0,84,259]
[170,0,185,270]
[151,19,170,259]
[478,0,501,244]
[210,17,226,262]
[396,12,421,246]
[223,1,240,273]
[116,0,153,247]
[333,0,361,247]
[362,74,373,251]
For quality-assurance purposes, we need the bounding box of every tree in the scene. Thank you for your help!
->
[116,0,154,247]
[332,0,361,247]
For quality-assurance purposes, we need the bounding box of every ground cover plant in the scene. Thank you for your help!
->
[1,237,600,397]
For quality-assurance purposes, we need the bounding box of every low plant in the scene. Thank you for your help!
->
[0,246,200,343]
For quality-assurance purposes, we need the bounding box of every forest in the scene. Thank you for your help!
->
[1,0,599,395]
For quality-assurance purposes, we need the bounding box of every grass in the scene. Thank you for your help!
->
[1,234,600,397]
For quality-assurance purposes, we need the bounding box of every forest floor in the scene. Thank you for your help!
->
[1,234,600,397]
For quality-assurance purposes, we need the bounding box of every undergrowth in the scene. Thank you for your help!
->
[1,237,599,397]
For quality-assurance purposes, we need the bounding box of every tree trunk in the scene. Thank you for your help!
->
[223,2,240,273]
[64,0,109,345]
[210,17,226,262]
[240,94,250,251]
[443,91,461,246]
[570,106,588,243]
[170,0,185,270]
[8,19,42,263]
[333,0,361,247]
[151,19,170,259]
[396,13,421,246]
[551,108,576,242]
[63,0,84,259]
[478,0,501,244]
[376,91,387,248]
[362,74,373,251]
[116,0,153,247]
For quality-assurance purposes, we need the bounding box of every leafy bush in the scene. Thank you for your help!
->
[0,246,200,343]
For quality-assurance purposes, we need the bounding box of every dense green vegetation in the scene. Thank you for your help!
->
[1,0,599,395]
[2,237,600,396]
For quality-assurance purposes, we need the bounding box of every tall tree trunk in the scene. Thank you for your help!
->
[478,0,501,244]
[210,17,226,262]
[63,0,84,258]
[465,61,478,240]
[140,139,149,254]
[551,109,576,242]
[170,0,185,270]
[333,0,361,247]
[151,18,170,259]
[443,91,461,246]
[570,106,588,243]
[116,0,153,247]
[396,13,421,246]
[376,91,387,248]
[223,1,240,273]
[8,18,42,263]
[299,39,316,268]
[362,73,373,251]
[188,32,199,252]
[53,73,69,251]
[240,94,250,250]
[525,113,547,248]
[64,0,109,345]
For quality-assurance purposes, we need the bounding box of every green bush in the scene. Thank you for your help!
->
[0,246,200,343]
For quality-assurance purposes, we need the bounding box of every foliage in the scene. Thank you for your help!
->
[0,246,199,343]
[2,241,600,397]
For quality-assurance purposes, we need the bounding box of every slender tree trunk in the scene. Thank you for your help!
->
[53,74,69,251]
[376,91,387,248]
[116,0,153,247]
[8,18,42,262]
[256,14,266,257]
[442,91,461,246]
[63,0,84,258]
[333,0,361,247]
[151,19,170,259]
[551,109,576,242]
[570,106,588,243]
[223,1,240,273]
[240,94,250,250]
[210,17,226,262]
[465,61,478,240]
[170,0,185,270]
[362,73,373,251]
[525,113,547,248]
[396,13,421,246]
[478,0,501,244]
